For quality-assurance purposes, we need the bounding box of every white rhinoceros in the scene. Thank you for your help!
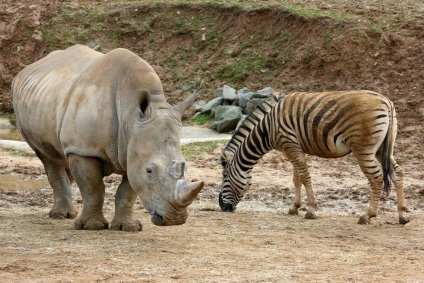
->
[12,44,203,231]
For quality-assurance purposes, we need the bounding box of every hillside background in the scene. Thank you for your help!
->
[1,0,423,129]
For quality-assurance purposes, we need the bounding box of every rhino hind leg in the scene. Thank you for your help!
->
[41,156,78,219]
[68,154,109,230]
[111,176,142,232]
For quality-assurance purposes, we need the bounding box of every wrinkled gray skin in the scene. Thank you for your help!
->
[12,44,203,231]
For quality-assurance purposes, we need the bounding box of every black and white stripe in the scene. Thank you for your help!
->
[219,90,409,224]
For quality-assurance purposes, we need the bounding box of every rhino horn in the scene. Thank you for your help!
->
[175,179,204,207]
[174,90,197,117]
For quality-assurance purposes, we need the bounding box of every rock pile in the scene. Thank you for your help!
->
[193,85,285,133]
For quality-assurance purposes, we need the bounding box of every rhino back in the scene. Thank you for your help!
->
[13,44,164,172]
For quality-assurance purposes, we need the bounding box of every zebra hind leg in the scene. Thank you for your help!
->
[375,152,409,224]
[355,153,383,224]
[388,155,409,224]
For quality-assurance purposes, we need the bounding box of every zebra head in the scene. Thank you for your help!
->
[219,149,251,212]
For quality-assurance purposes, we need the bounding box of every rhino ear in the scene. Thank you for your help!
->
[136,89,151,119]
[174,90,197,117]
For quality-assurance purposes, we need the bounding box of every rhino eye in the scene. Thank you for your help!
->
[146,163,156,174]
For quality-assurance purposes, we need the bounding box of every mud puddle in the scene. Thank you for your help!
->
[0,174,48,190]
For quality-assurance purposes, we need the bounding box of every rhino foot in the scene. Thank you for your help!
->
[111,218,143,232]
[74,217,109,230]
[49,207,78,219]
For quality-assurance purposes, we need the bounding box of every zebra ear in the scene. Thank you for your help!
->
[222,149,234,163]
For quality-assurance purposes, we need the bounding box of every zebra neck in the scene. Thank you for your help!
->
[232,113,274,172]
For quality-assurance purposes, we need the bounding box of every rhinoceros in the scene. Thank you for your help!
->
[12,44,203,231]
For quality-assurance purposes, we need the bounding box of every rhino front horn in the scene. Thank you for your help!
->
[175,180,204,206]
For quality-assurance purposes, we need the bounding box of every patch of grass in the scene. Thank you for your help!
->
[175,20,185,28]
[182,140,227,160]
[0,112,16,126]
[370,18,387,34]
[43,4,109,48]
[280,3,350,23]
[191,17,200,27]
[323,30,341,38]
[190,113,214,125]
[2,148,31,157]
[218,51,277,83]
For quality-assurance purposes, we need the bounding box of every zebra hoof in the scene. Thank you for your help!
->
[304,211,316,219]
[357,215,370,225]
[399,216,410,225]
[288,208,299,215]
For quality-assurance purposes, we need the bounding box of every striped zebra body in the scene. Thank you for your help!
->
[219,90,409,225]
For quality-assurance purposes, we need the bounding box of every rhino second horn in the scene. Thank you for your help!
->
[174,90,197,117]
[175,180,204,206]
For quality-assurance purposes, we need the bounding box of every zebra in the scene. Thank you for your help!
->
[219,90,409,225]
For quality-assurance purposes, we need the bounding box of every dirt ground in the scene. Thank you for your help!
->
[0,132,423,282]
[1,0,424,282]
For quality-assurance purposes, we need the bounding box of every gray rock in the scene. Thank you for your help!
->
[215,119,241,133]
[192,100,207,112]
[214,105,241,120]
[252,87,275,99]
[237,91,255,109]
[244,98,272,115]
[198,97,223,114]
[237,87,251,96]
[257,87,275,96]
[213,87,224,97]
[180,81,196,92]
[212,105,243,133]
[222,85,237,101]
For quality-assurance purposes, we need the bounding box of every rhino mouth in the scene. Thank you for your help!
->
[150,211,187,226]
[151,211,165,226]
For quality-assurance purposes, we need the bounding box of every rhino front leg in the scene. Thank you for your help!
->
[111,175,142,232]
[68,154,108,230]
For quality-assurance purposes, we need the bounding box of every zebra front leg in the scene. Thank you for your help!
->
[285,148,317,219]
[288,166,302,215]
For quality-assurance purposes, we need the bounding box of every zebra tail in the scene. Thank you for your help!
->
[381,103,395,195]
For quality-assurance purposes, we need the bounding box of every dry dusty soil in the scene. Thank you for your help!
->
[0,134,423,283]
[0,0,424,282]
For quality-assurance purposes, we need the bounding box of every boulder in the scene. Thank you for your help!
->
[198,97,223,114]
[222,85,237,101]
[237,91,255,109]
[244,98,273,115]
[213,87,223,97]
[252,87,275,99]
[179,81,196,92]
[212,105,243,133]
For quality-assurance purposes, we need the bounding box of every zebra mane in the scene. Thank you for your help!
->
[224,100,274,154]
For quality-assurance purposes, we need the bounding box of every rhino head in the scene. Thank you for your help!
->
[124,89,203,226]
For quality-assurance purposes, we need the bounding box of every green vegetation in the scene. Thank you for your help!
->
[26,0,423,103]
[43,4,109,48]
[181,140,227,160]
[0,112,16,126]
[1,148,31,157]
[218,51,277,83]
[41,0,424,50]
[190,113,214,125]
